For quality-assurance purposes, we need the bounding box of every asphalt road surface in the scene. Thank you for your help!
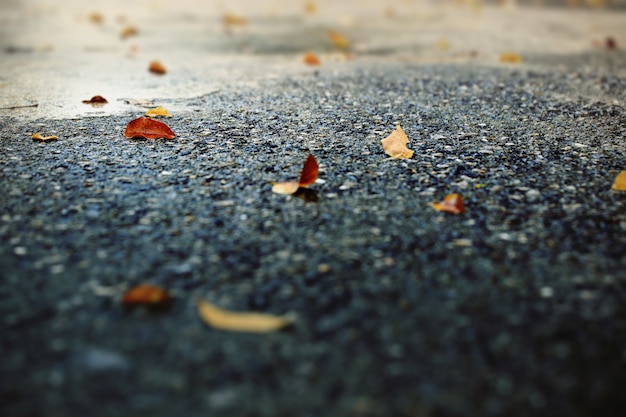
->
[1,1,625,416]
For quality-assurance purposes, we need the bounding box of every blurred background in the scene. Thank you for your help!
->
[1,0,624,119]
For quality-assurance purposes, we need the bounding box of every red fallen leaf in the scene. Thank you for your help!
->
[124,117,175,139]
[303,52,321,66]
[432,193,465,214]
[82,95,108,104]
[122,284,172,308]
[605,37,617,50]
[149,60,167,75]
[272,154,319,194]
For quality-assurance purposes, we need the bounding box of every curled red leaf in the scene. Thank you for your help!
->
[124,117,175,139]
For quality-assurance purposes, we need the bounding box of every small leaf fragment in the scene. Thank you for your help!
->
[272,154,319,195]
[328,30,350,50]
[611,170,626,191]
[122,284,172,308]
[500,52,522,63]
[82,95,108,105]
[303,52,321,66]
[432,193,465,214]
[197,299,294,333]
[32,133,58,142]
[304,1,317,14]
[145,106,172,118]
[120,25,138,40]
[223,13,247,26]
[272,181,301,195]
[124,117,175,139]
[381,125,414,159]
[149,60,167,75]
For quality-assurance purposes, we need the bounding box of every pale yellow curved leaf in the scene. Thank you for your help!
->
[611,170,626,191]
[197,299,294,333]
[381,124,414,159]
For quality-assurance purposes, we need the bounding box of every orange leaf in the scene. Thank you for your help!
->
[32,133,58,142]
[272,154,319,195]
[124,117,175,139]
[328,30,350,50]
[223,13,247,26]
[304,1,318,14]
[500,52,522,63]
[82,95,108,105]
[122,284,172,307]
[149,60,167,75]
[120,25,138,40]
[611,170,626,191]
[381,125,414,159]
[432,193,465,214]
[197,299,294,333]
[303,52,321,66]
[145,106,172,118]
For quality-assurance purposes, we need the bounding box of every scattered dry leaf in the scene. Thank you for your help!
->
[122,284,172,308]
[223,13,247,26]
[500,52,522,63]
[32,133,58,142]
[88,12,104,24]
[304,1,317,14]
[437,37,450,51]
[272,154,319,195]
[149,60,167,75]
[432,193,465,214]
[381,125,414,159]
[82,95,108,105]
[124,117,175,139]
[145,106,172,118]
[611,170,626,191]
[197,299,294,333]
[120,25,138,40]
[605,37,617,50]
[303,52,321,66]
[328,30,350,50]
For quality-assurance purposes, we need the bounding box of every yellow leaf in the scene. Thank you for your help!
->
[272,181,301,195]
[145,106,172,118]
[500,52,522,63]
[197,299,294,333]
[328,30,350,50]
[611,170,626,191]
[304,1,317,14]
[32,133,58,142]
[381,125,414,159]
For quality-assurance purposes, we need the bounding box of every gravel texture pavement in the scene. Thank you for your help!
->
[1,1,626,416]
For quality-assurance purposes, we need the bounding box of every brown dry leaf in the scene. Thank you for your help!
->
[197,299,294,333]
[88,12,104,24]
[149,60,167,75]
[122,284,172,309]
[500,52,522,63]
[611,170,626,191]
[223,13,247,26]
[82,95,108,106]
[272,154,319,195]
[145,106,172,118]
[124,117,175,139]
[303,52,321,66]
[432,193,465,214]
[32,133,58,142]
[328,30,350,50]
[381,125,414,159]
[120,25,138,40]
